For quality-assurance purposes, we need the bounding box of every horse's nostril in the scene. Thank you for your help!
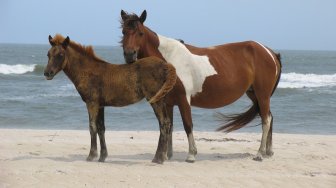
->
[44,72,49,77]
[133,50,136,55]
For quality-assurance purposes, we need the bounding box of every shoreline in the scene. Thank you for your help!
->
[1,129,335,187]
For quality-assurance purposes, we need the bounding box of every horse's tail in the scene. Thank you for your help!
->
[217,52,282,133]
[271,52,282,96]
[216,102,259,133]
[149,63,177,104]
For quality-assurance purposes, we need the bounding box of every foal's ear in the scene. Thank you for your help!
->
[139,10,147,24]
[121,10,127,21]
[49,35,55,46]
[62,36,70,49]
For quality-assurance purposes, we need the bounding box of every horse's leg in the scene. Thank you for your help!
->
[177,99,197,163]
[97,107,108,162]
[253,98,272,161]
[166,105,174,160]
[151,101,171,164]
[266,112,274,156]
[86,103,99,161]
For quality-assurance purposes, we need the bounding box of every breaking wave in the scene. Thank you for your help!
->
[0,64,45,75]
[279,72,336,88]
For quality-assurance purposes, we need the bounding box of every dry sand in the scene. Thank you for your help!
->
[0,129,335,188]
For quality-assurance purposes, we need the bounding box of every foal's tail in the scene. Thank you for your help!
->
[216,52,282,133]
[149,64,177,104]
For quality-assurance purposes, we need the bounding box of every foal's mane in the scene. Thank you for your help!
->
[51,34,106,63]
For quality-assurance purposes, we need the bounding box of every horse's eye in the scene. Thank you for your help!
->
[139,32,144,36]
[122,30,126,35]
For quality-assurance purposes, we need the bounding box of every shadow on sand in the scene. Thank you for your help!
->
[9,151,254,165]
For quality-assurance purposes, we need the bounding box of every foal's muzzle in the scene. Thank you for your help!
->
[123,50,138,64]
[44,71,55,80]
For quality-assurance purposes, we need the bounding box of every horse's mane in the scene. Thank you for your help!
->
[51,34,106,63]
[120,14,141,29]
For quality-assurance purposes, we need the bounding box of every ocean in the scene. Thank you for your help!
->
[0,44,335,134]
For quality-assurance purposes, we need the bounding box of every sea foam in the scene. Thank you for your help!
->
[0,64,36,75]
[279,72,336,88]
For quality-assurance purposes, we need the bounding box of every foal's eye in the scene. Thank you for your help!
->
[55,53,64,60]
[139,31,144,36]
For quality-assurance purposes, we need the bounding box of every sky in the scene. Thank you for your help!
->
[1,0,335,51]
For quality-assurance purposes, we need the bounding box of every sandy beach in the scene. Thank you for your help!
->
[0,129,335,188]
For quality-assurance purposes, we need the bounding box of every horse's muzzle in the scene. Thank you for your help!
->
[123,50,137,64]
[44,71,55,80]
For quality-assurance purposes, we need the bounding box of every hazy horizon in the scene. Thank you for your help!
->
[1,0,335,51]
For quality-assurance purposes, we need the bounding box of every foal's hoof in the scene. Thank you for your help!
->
[86,155,97,161]
[167,152,173,160]
[266,150,274,157]
[98,151,108,162]
[152,158,164,164]
[253,156,263,162]
[98,157,106,162]
[86,152,98,161]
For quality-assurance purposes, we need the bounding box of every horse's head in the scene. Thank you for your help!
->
[120,10,147,64]
[44,35,70,80]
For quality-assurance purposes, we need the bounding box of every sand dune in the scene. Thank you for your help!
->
[0,129,335,187]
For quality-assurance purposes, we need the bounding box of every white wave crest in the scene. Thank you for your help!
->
[279,72,336,88]
[0,64,36,75]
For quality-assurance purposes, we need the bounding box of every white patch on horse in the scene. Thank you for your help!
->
[254,41,278,75]
[157,35,217,104]
[208,46,216,50]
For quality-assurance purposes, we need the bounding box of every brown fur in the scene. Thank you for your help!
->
[45,34,176,163]
[148,63,177,104]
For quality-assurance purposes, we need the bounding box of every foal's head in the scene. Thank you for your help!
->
[120,10,147,64]
[44,35,70,80]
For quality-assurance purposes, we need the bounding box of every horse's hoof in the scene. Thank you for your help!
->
[185,155,196,163]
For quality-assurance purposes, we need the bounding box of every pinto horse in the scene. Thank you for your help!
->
[120,10,282,162]
[44,34,177,163]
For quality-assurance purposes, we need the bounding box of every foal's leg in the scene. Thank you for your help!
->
[253,98,272,161]
[178,99,197,163]
[166,105,174,159]
[97,107,108,162]
[86,103,99,161]
[151,101,171,164]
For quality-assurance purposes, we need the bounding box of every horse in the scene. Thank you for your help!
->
[120,10,282,163]
[44,34,177,163]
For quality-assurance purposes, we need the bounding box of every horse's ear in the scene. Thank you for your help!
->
[49,35,55,46]
[121,10,127,21]
[139,10,147,24]
[62,36,70,49]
